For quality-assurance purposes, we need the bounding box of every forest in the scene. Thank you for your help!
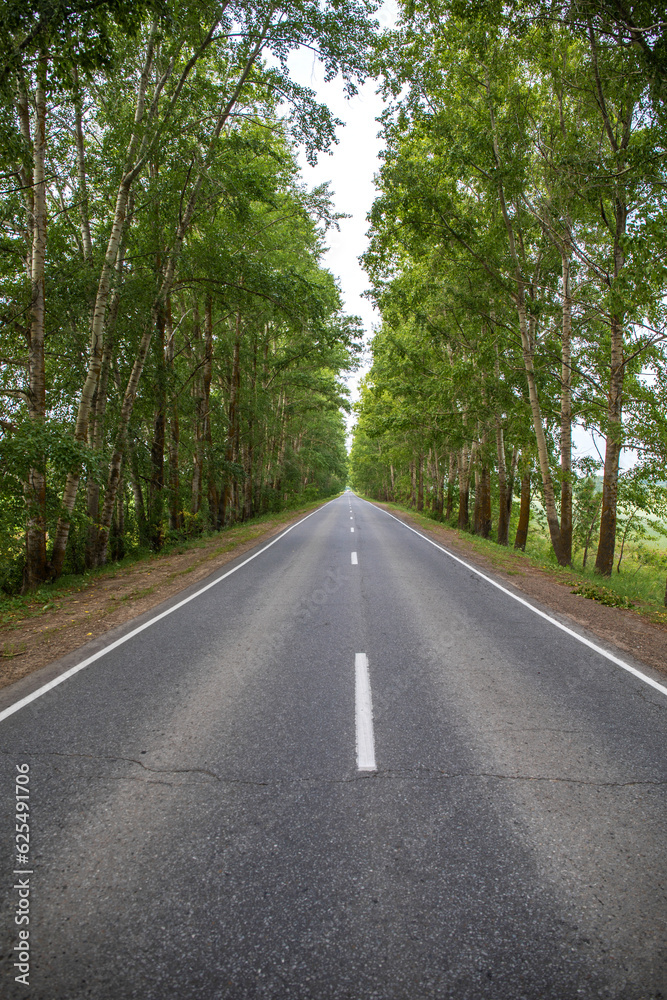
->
[3,0,667,601]
[350,0,667,601]
[0,0,380,594]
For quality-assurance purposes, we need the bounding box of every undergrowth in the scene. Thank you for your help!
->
[570,582,636,609]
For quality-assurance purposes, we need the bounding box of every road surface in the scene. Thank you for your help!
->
[1,493,666,999]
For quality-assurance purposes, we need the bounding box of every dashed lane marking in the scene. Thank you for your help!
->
[355,653,376,771]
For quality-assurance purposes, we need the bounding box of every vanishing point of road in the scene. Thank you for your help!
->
[1,493,666,999]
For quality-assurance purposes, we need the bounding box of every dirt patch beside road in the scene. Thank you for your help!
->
[0,504,325,692]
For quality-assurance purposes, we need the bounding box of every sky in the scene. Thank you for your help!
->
[289,64,385,338]
[286,3,399,437]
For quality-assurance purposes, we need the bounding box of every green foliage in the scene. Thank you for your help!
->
[0,0,374,591]
[570,582,636,609]
[352,0,667,582]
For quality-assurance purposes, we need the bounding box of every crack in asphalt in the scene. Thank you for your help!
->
[2,748,666,789]
[376,770,667,788]
[0,747,220,781]
[480,727,592,735]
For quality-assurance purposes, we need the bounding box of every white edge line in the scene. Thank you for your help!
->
[359,496,667,700]
[0,498,340,725]
[355,652,376,771]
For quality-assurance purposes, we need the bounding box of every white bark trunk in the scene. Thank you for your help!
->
[23,51,48,591]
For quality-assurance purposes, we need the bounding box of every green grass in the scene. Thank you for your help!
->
[519,521,667,609]
[1,641,27,659]
[570,581,636,609]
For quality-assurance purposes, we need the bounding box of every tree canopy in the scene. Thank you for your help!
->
[351,0,667,593]
[1,0,379,591]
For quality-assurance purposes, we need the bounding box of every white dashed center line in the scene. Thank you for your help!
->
[351,527,354,532]
[351,552,358,565]
[355,653,376,771]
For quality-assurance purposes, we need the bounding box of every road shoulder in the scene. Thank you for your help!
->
[0,501,335,695]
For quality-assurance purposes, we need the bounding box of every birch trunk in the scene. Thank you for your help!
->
[560,247,573,565]
[588,24,631,575]
[109,470,125,562]
[486,72,566,564]
[594,196,627,576]
[22,51,48,592]
[476,460,492,539]
[191,301,204,519]
[148,302,168,548]
[506,446,518,519]
[431,448,444,516]
[446,452,456,520]
[72,64,93,263]
[15,71,34,282]
[244,436,253,521]
[495,420,509,545]
[50,28,158,577]
[128,440,147,543]
[595,311,624,575]
[583,499,601,568]
[517,299,567,563]
[167,301,182,533]
[514,470,531,551]
[483,466,492,538]
[94,27,271,563]
[494,350,509,545]
[86,241,126,568]
[272,394,287,496]
[204,295,219,528]
[457,447,470,529]
[221,314,242,526]
[47,12,238,575]
[473,467,481,534]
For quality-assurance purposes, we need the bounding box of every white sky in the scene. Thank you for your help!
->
[287,4,398,437]
[290,64,384,339]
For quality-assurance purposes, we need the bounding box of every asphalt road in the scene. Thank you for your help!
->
[1,493,666,999]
